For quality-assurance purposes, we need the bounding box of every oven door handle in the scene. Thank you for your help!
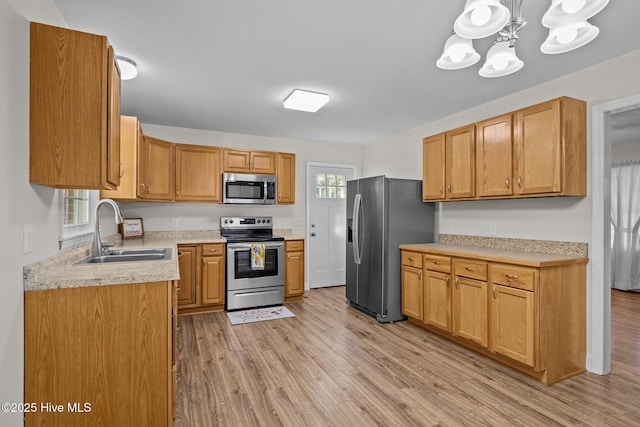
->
[227,242,284,250]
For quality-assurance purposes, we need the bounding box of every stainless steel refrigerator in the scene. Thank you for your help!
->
[346,176,435,322]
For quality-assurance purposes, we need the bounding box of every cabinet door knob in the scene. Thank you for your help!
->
[178,251,184,257]
[447,184,452,192]
[176,188,179,196]
[455,277,459,289]
[147,186,151,195]
[493,286,497,299]
[517,176,522,188]
[119,162,125,178]
[505,178,510,189]
[440,186,443,194]
[446,276,450,287]
[418,271,422,280]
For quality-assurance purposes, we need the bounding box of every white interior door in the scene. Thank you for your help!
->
[307,164,355,288]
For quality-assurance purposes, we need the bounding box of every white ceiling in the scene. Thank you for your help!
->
[51,0,640,145]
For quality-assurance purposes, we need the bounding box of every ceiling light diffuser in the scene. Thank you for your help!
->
[454,0,511,39]
[542,0,609,28]
[283,89,330,113]
[478,40,523,78]
[436,33,481,70]
[116,56,138,80]
[541,21,599,54]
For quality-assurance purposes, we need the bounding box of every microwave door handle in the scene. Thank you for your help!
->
[264,181,267,204]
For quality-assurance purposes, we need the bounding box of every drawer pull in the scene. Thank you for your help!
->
[464,267,475,272]
[434,261,442,265]
[408,257,416,261]
[505,274,519,280]
[208,248,217,252]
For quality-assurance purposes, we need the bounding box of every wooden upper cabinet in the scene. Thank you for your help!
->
[422,134,446,201]
[138,136,175,201]
[445,125,475,199]
[514,97,586,196]
[276,152,296,204]
[29,22,121,189]
[175,144,221,202]
[477,114,513,197]
[101,116,138,200]
[223,149,276,174]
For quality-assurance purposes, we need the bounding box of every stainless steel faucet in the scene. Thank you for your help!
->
[92,198,124,257]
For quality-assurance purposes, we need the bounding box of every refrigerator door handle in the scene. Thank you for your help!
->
[353,193,362,265]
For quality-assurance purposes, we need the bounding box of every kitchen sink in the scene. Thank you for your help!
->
[76,248,172,264]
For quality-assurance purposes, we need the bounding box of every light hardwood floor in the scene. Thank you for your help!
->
[175,287,639,426]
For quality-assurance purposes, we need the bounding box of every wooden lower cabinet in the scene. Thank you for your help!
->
[423,270,451,332]
[25,281,175,426]
[400,248,587,385]
[178,243,226,314]
[285,240,305,302]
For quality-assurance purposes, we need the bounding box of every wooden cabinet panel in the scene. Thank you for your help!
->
[424,254,451,273]
[177,245,198,308]
[222,149,276,174]
[251,151,276,174]
[101,116,139,200]
[401,265,423,320]
[514,100,561,195]
[106,45,121,188]
[25,282,173,426]
[490,284,535,367]
[453,276,488,347]
[285,240,305,299]
[402,251,423,269]
[175,144,221,202]
[202,249,225,305]
[445,125,475,199]
[276,152,296,204]
[29,22,121,190]
[422,134,446,201]
[477,114,513,197]
[424,270,451,332]
[139,136,175,201]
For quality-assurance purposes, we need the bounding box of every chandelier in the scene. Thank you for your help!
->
[436,0,610,78]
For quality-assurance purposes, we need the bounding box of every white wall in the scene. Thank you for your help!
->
[118,125,362,235]
[362,48,640,369]
[0,0,66,425]
[612,140,640,164]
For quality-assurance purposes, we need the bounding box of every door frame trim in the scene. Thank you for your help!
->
[590,93,640,375]
[305,162,358,290]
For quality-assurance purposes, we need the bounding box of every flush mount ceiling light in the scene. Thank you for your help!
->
[116,55,138,80]
[437,0,609,78]
[283,89,330,113]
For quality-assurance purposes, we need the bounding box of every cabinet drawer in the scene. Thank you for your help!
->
[490,264,536,291]
[402,251,423,268]
[424,254,451,273]
[453,259,487,281]
[285,240,304,252]
[202,243,224,255]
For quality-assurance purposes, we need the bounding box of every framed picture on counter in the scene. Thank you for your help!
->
[119,218,144,239]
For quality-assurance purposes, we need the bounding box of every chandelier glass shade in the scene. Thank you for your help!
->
[436,33,481,69]
[437,0,610,78]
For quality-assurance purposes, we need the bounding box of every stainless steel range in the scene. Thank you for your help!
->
[221,216,285,310]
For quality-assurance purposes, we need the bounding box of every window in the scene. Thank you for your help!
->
[315,173,347,199]
[58,189,99,249]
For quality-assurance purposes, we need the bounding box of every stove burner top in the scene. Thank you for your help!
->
[220,216,282,243]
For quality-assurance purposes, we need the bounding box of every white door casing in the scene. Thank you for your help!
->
[306,163,356,289]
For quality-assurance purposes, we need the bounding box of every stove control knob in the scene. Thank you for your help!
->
[223,219,228,224]
[267,219,271,224]
[229,219,234,224]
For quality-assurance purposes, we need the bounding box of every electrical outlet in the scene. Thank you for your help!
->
[24,224,33,254]
[171,217,180,228]
[294,217,304,226]
[485,222,497,236]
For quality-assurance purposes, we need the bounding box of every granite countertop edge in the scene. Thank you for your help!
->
[24,229,304,292]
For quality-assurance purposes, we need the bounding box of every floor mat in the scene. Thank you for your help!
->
[226,306,295,325]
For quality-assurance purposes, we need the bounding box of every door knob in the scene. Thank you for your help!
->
[311,224,316,228]
[311,232,316,237]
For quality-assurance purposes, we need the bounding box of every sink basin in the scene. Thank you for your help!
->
[76,248,172,264]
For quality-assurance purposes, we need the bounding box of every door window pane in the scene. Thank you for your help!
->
[315,172,347,199]
[315,173,326,186]
[316,186,326,198]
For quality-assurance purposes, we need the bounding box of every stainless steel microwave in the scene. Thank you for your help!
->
[222,173,277,204]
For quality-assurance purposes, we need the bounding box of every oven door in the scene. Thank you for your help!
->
[226,242,284,291]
